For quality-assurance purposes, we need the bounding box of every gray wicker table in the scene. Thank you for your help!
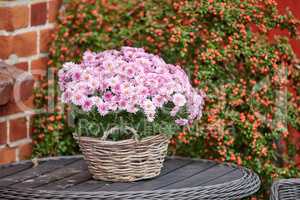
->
[0,156,260,200]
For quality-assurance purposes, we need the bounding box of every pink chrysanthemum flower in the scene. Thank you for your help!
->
[82,98,93,112]
[58,47,205,125]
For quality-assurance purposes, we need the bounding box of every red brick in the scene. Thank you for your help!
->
[7,66,34,102]
[19,142,32,160]
[31,57,49,79]
[0,64,33,105]
[0,73,13,105]
[48,0,62,22]
[0,122,7,145]
[0,64,34,115]
[0,102,19,116]
[14,32,37,57]
[0,147,16,164]
[0,6,29,31]
[31,57,48,71]
[0,102,21,116]
[40,28,54,53]
[28,116,33,138]
[15,62,29,71]
[0,63,34,115]
[9,117,27,141]
[0,96,34,116]
[3,64,34,103]
[31,2,47,26]
[13,77,34,103]
[0,35,13,59]
[24,95,34,111]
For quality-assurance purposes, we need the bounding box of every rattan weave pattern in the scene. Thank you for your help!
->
[0,161,260,200]
[270,179,300,200]
[74,132,169,182]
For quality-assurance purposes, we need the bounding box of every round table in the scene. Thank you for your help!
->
[0,156,260,200]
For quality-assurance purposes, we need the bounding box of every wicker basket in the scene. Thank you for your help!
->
[73,126,169,182]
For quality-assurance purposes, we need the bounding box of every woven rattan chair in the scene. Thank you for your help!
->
[270,179,300,200]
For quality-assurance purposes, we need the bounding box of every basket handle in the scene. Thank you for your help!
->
[101,126,139,141]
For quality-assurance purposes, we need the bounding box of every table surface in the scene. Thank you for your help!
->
[0,156,261,199]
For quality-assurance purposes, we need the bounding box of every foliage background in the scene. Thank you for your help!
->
[33,0,300,198]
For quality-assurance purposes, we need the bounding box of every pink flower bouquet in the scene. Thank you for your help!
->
[58,47,205,139]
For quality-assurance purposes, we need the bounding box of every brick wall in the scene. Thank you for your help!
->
[274,0,300,165]
[0,0,61,164]
[272,0,300,58]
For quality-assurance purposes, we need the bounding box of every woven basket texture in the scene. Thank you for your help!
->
[74,131,169,182]
[0,162,261,200]
[270,179,300,200]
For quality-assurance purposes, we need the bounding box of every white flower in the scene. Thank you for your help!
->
[146,111,155,122]
[108,75,120,87]
[172,93,186,107]
[62,62,75,71]
[71,93,84,106]
[90,96,103,105]
[143,99,156,112]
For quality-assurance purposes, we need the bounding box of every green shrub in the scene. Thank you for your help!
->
[33,0,300,198]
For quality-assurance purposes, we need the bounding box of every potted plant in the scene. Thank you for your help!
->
[58,47,205,182]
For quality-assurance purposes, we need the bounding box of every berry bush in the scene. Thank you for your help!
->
[33,0,300,198]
